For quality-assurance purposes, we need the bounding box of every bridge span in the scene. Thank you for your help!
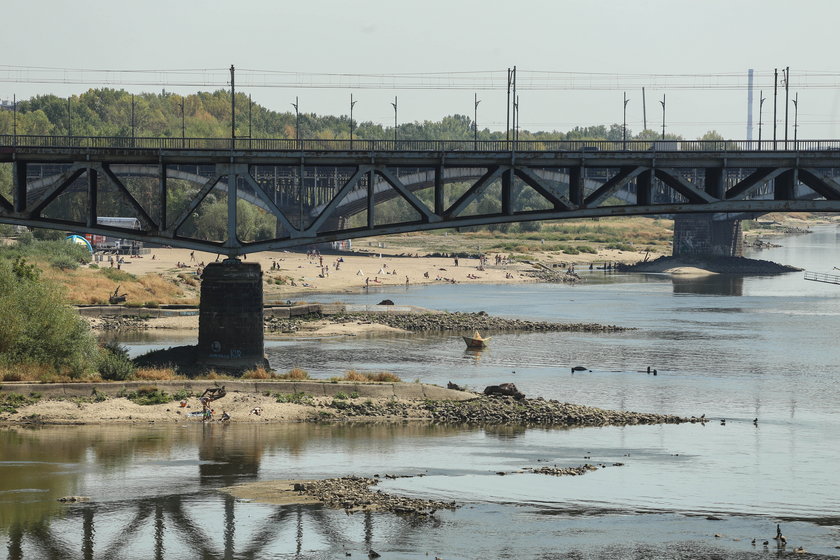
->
[2,136,840,255]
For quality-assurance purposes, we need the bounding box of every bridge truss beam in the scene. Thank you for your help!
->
[1,147,840,255]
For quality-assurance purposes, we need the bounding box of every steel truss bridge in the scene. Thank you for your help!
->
[2,135,840,256]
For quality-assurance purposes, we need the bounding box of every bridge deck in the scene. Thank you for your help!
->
[2,136,840,255]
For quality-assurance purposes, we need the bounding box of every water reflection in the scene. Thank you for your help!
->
[671,274,744,296]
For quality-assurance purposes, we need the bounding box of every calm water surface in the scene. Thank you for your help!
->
[3,226,840,558]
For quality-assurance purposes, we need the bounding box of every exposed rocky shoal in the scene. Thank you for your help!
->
[322,395,688,427]
[620,255,802,274]
[95,315,150,331]
[266,311,628,333]
[294,476,456,516]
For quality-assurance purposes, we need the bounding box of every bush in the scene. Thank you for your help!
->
[98,342,135,381]
[32,228,66,241]
[341,370,401,382]
[50,255,80,271]
[243,367,273,379]
[0,260,98,376]
[276,368,309,380]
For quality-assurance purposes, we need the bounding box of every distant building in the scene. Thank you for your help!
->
[0,99,14,111]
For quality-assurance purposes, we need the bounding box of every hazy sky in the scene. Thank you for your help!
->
[3,0,840,139]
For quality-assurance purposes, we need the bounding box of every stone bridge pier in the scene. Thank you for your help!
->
[672,214,743,258]
[197,260,268,372]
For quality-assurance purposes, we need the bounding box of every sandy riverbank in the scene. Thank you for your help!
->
[0,384,691,427]
[111,242,656,301]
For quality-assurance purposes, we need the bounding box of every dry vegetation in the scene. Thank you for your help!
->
[373,217,674,257]
[40,265,195,306]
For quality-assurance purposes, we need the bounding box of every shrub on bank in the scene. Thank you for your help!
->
[0,259,99,377]
[97,342,135,381]
[340,370,401,383]
[276,368,310,380]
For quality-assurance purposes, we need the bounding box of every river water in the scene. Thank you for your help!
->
[3,227,840,558]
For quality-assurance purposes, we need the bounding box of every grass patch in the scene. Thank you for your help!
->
[242,367,274,380]
[0,392,41,414]
[100,268,138,282]
[275,368,310,380]
[275,392,313,405]
[118,386,172,405]
[338,370,401,383]
[134,368,179,381]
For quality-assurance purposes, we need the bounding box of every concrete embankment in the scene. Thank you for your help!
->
[0,380,475,401]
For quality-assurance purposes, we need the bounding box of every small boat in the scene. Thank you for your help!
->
[463,330,490,349]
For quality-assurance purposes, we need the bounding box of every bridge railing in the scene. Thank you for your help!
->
[3,135,840,153]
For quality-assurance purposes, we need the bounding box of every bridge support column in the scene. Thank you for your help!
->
[672,214,743,258]
[198,260,267,372]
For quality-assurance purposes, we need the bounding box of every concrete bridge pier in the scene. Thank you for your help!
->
[197,260,268,372]
[672,214,743,258]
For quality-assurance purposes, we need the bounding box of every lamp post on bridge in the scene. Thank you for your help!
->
[474,93,481,150]
[758,91,765,150]
[291,96,299,148]
[792,92,799,150]
[12,94,15,146]
[623,91,629,149]
[349,93,357,149]
[391,96,398,148]
[659,94,666,140]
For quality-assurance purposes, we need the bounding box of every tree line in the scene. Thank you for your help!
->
[0,87,708,142]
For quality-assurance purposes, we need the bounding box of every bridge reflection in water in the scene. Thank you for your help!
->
[5,495,415,560]
[0,423,452,559]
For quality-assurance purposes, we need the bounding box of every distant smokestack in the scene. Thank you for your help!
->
[747,69,754,141]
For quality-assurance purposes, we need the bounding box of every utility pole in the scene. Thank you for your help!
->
[792,92,799,149]
[230,65,236,142]
[773,68,778,150]
[131,94,135,144]
[181,96,186,141]
[758,90,766,149]
[12,94,16,145]
[350,93,357,149]
[514,95,520,143]
[642,87,647,132]
[474,92,481,150]
[291,96,300,146]
[506,67,512,142]
[659,94,666,140]
[623,91,629,149]
[67,96,72,139]
[248,93,253,148]
[512,66,517,142]
[391,96,398,146]
[784,66,790,148]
